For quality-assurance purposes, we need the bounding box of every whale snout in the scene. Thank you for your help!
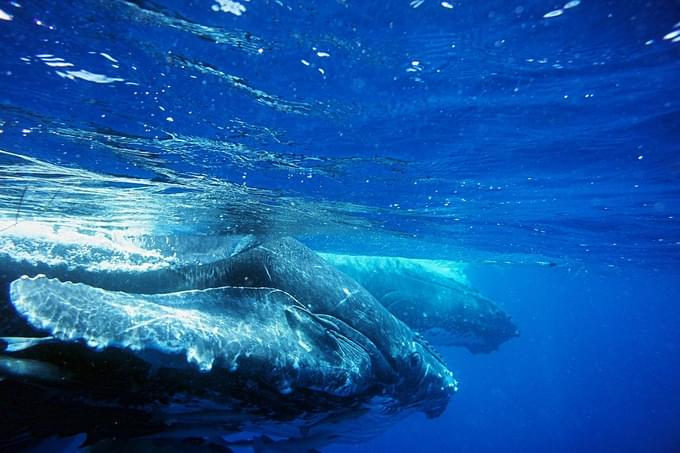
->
[391,338,458,418]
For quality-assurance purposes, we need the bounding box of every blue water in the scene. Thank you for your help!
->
[330,266,680,452]
[1,0,679,451]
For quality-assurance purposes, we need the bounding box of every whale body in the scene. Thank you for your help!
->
[0,235,457,449]
[320,253,519,353]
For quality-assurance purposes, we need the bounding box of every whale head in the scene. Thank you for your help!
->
[392,333,458,417]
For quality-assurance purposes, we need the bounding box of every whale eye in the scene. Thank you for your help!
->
[408,352,422,369]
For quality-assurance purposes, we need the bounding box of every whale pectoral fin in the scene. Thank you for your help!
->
[315,313,398,383]
[9,275,374,396]
[0,356,67,382]
[283,304,345,354]
[0,336,55,352]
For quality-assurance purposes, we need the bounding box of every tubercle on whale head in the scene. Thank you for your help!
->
[390,334,458,418]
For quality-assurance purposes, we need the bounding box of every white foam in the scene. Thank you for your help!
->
[663,30,680,41]
[36,54,126,84]
[543,9,564,18]
[44,61,74,67]
[55,69,124,84]
[99,52,118,63]
[212,0,246,16]
[0,219,169,273]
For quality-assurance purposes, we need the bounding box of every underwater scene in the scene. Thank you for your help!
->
[0,0,679,451]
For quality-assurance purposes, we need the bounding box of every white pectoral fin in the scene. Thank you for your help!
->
[0,355,66,381]
[7,275,375,395]
[0,336,55,352]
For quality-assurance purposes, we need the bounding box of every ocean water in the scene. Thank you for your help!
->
[0,0,679,451]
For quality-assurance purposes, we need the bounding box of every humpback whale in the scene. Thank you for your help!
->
[320,253,519,352]
[0,235,457,449]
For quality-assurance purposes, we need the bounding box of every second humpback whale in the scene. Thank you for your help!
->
[321,253,519,353]
[0,236,457,449]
